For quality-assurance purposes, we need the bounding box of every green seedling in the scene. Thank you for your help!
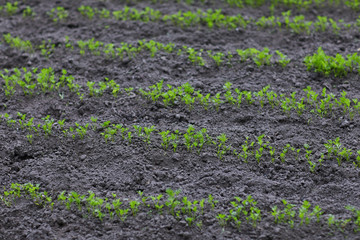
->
[228,195,261,229]
[1,183,53,209]
[268,145,276,162]
[126,131,132,144]
[182,94,195,111]
[90,116,98,131]
[105,79,121,97]
[133,125,143,138]
[39,40,55,58]
[17,112,27,130]
[208,194,218,210]
[64,36,74,50]
[234,88,244,107]
[216,133,230,160]
[138,191,149,208]
[26,134,33,144]
[345,205,360,232]
[280,144,291,163]
[78,5,95,19]
[23,6,35,17]
[124,87,134,95]
[327,214,351,232]
[117,208,129,222]
[112,199,130,222]
[192,128,208,154]
[150,194,164,213]
[99,119,111,128]
[216,213,228,227]
[298,200,311,225]
[118,126,128,140]
[354,150,360,168]
[143,125,156,145]
[129,200,140,216]
[36,67,56,93]
[311,205,323,223]
[75,122,89,139]
[272,199,296,228]
[170,130,179,152]
[165,188,181,216]
[48,7,69,22]
[324,137,352,166]
[211,93,223,111]
[3,34,33,53]
[1,2,18,16]
[304,144,316,172]
[159,130,170,150]
[304,47,359,77]
[240,136,255,163]
[41,115,55,137]
[223,82,236,105]
[276,50,290,67]
[207,50,224,67]
[184,125,195,152]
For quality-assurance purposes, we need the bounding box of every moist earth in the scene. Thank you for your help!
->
[1,0,360,239]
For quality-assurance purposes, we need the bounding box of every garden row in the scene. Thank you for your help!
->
[2,33,289,68]
[1,67,360,121]
[146,0,360,11]
[2,2,360,35]
[105,0,360,10]
[0,108,358,172]
[3,0,360,17]
[1,183,360,233]
[4,34,360,77]
[75,5,355,34]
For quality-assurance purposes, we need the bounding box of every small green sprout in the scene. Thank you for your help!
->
[298,200,311,225]
[126,131,132,144]
[159,130,170,150]
[138,191,150,207]
[90,116,98,130]
[216,133,229,160]
[208,194,218,210]
[26,134,33,144]
[345,205,360,232]
[216,213,228,227]
[150,194,164,213]
[129,200,140,216]
[143,126,156,145]
[3,33,33,53]
[311,205,323,223]
[39,40,55,58]
[23,6,35,17]
[211,93,223,111]
[41,115,55,137]
[75,123,89,139]
[48,7,69,23]
[279,144,291,163]
[207,50,224,67]
[170,130,179,152]
[186,217,195,226]
[124,87,134,95]
[272,199,296,228]
[165,188,181,216]
[1,2,18,16]
[276,50,290,67]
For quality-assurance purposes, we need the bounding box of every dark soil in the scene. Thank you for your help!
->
[1,0,360,239]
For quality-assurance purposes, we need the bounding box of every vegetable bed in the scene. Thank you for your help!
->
[1,0,360,239]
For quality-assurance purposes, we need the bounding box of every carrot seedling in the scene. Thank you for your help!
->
[48,7,68,23]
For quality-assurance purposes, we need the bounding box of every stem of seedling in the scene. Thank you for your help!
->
[27,134,33,144]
